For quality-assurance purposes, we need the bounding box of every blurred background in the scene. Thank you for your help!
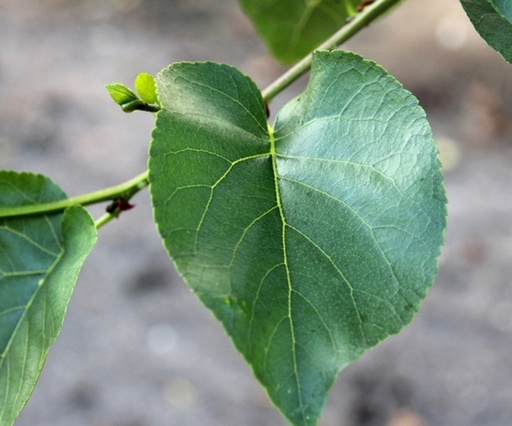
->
[1,0,512,425]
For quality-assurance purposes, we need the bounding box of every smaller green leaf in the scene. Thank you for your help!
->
[134,72,158,105]
[105,83,138,106]
[0,171,97,426]
[461,0,512,64]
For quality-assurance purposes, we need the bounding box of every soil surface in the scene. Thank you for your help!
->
[2,0,512,425]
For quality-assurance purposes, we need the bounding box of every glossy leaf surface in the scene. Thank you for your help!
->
[238,0,360,63]
[461,0,512,63]
[0,172,97,426]
[149,51,446,425]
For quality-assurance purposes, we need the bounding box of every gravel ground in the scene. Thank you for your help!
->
[2,0,512,425]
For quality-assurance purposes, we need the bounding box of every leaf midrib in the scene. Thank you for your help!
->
[269,124,307,422]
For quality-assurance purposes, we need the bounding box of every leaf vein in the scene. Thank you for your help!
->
[270,125,307,420]
[291,288,341,354]
[171,74,267,134]
[281,176,402,297]
[248,262,284,346]
[0,226,60,258]
[286,224,367,344]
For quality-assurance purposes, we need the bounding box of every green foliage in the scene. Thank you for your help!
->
[461,0,512,64]
[0,172,96,426]
[105,77,160,113]
[134,72,159,105]
[149,51,446,425]
[0,0,468,420]
[238,0,360,64]
[14,0,512,423]
[105,82,138,106]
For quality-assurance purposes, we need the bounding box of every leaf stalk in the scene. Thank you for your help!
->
[0,170,149,220]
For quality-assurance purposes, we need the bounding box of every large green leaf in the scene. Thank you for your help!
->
[149,51,446,425]
[238,0,360,64]
[461,0,512,63]
[0,171,97,426]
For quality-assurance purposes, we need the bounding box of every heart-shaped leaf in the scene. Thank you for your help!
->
[0,172,97,426]
[461,0,512,64]
[149,51,446,425]
[238,0,360,63]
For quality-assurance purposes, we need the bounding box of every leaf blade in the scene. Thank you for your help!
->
[105,83,138,105]
[0,172,97,425]
[134,72,158,105]
[149,52,446,425]
[461,0,512,64]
